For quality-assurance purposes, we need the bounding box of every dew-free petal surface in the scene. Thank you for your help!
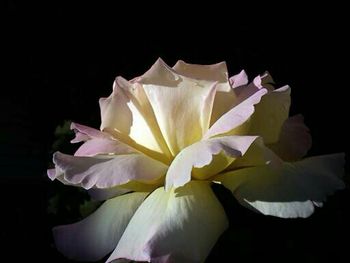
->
[53,192,147,261]
[107,181,228,263]
[216,153,345,218]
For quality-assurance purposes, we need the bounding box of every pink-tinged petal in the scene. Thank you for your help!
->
[99,76,172,162]
[74,138,136,157]
[107,181,228,263]
[216,153,345,218]
[49,152,168,189]
[53,192,147,261]
[233,72,274,103]
[139,58,218,156]
[204,88,268,139]
[248,85,291,144]
[229,70,248,88]
[268,114,312,161]
[165,136,258,190]
[70,122,107,143]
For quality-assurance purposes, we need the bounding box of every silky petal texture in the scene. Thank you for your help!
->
[216,153,345,218]
[99,76,171,163]
[107,181,228,263]
[138,58,218,156]
[70,122,138,157]
[50,152,168,189]
[268,114,312,161]
[71,122,108,143]
[53,192,147,261]
[165,136,258,190]
[204,88,268,139]
[247,85,291,144]
[173,60,237,126]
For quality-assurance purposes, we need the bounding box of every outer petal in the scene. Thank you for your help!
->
[229,70,248,88]
[49,152,168,189]
[53,192,147,261]
[227,138,283,170]
[70,122,108,143]
[165,136,258,190]
[74,138,137,157]
[248,85,291,144]
[216,154,345,218]
[138,58,218,156]
[70,122,136,157]
[268,114,312,161]
[204,88,267,139]
[107,181,228,263]
[100,76,171,163]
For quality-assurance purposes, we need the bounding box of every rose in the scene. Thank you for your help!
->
[48,59,345,262]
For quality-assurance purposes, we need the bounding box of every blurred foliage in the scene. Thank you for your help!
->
[48,120,101,224]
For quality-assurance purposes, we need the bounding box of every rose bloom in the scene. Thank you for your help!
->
[48,59,345,263]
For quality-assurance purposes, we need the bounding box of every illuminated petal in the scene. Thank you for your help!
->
[53,192,147,261]
[139,58,218,155]
[216,154,345,218]
[70,122,107,143]
[165,136,258,190]
[99,76,171,162]
[268,114,312,161]
[107,181,228,263]
[49,152,168,189]
[248,85,291,144]
[230,70,248,88]
[204,88,267,139]
[173,60,237,126]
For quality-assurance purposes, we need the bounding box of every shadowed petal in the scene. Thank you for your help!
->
[53,192,147,261]
[268,114,312,161]
[107,181,228,263]
[216,153,345,218]
[165,136,258,190]
[248,85,291,144]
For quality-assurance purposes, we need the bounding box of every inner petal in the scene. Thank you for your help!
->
[138,58,218,156]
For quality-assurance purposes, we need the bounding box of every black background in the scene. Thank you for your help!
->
[2,2,349,262]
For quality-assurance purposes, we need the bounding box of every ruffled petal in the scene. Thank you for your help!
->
[268,114,312,161]
[70,122,107,143]
[99,76,171,163]
[138,58,218,156]
[107,181,228,263]
[49,151,168,189]
[53,192,147,261]
[165,136,258,190]
[229,70,248,88]
[204,88,267,139]
[216,154,345,218]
